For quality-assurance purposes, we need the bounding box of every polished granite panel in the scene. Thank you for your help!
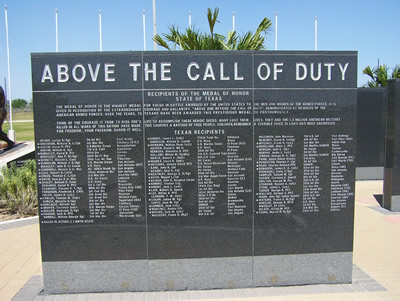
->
[391,80,400,196]
[143,53,253,259]
[253,52,356,256]
[383,79,400,211]
[253,89,356,256]
[356,88,386,167]
[32,53,147,261]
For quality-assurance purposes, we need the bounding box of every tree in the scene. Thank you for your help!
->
[363,65,400,87]
[11,98,28,110]
[154,8,272,51]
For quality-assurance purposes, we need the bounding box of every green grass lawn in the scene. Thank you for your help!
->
[9,111,34,121]
[1,111,35,141]
[3,121,34,141]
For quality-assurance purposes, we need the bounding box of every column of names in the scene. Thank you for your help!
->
[117,137,144,218]
[37,139,84,222]
[256,135,298,214]
[330,134,354,211]
[147,136,192,217]
[87,138,116,219]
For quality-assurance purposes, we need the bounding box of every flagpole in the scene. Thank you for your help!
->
[4,5,13,133]
[315,16,318,51]
[99,9,103,51]
[55,8,59,52]
[143,10,146,51]
[4,77,7,111]
[152,0,157,50]
[232,11,235,31]
[275,12,278,50]
[189,11,191,28]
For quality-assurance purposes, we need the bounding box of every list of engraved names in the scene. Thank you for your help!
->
[37,88,354,223]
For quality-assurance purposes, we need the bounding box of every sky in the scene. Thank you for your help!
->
[0,0,398,101]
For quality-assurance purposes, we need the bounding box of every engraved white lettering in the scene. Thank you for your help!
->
[310,63,321,81]
[145,62,156,81]
[72,64,86,82]
[339,63,349,80]
[104,63,115,82]
[161,62,171,81]
[129,63,141,81]
[57,64,69,82]
[187,62,200,81]
[41,64,54,83]
[296,63,307,80]
[88,64,101,82]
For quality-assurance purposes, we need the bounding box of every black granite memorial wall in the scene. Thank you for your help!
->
[356,88,386,180]
[383,79,400,211]
[356,88,386,167]
[32,51,357,293]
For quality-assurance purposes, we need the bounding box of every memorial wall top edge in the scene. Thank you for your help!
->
[31,51,357,91]
[31,50,357,57]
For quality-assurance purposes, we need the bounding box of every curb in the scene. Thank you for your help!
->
[0,215,38,231]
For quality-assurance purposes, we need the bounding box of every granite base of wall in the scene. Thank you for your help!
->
[42,260,149,294]
[253,252,353,287]
[42,252,353,294]
[390,196,400,212]
[356,167,383,180]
